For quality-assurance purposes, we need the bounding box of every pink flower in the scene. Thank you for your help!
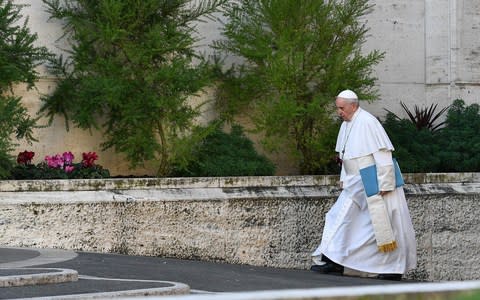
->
[82,152,98,167]
[62,152,74,165]
[64,165,75,173]
[45,154,64,168]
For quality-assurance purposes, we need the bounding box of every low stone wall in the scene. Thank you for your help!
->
[0,174,478,281]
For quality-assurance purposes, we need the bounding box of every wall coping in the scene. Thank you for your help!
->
[0,172,479,192]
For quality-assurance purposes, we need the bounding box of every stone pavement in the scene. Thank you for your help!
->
[0,246,415,299]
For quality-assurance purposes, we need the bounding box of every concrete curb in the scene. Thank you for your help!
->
[0,268,78,287]
[149,280,480,300]
[22,277,191,300]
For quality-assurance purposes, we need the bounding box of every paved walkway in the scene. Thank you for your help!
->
[0,247,410,299]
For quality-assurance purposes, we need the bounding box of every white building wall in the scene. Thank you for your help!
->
[362,0,480,117]
[361,1,427,116]
[10,0,480,175]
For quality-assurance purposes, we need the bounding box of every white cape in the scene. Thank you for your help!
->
[336,108,394,160]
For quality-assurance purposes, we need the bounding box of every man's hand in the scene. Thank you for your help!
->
[379,190,390,196]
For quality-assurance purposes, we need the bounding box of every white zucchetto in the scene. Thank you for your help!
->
[337,90,358,100]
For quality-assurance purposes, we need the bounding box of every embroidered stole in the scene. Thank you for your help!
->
[359,158,404,252]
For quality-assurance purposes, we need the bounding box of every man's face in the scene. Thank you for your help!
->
[335,97,358,121]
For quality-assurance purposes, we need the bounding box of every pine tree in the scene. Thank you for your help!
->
[40,0,226,176]
[0,0,51,178]
[214,0,384,174]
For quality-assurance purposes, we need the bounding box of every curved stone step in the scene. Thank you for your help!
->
[0,268,78,287]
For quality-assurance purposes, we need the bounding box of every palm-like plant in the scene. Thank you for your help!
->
[385,102,449,132]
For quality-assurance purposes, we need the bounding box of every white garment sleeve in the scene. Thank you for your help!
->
[373,150,395,192]
[340,162,346,183]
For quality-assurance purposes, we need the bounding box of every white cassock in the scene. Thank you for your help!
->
[312,108,417,275]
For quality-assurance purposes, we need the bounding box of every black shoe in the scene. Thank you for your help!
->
[377,273,402,281]
[310,262,344,275]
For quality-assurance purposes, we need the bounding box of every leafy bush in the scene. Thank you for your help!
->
[385,101,449,132]
[212,0,384,174]
[0,0,52,178]
[383,113,441,173]
[436,99,480,172]
[383,99,480,173]
[170,124,275,177]
[40,0,226,176]
[11,150,110,179]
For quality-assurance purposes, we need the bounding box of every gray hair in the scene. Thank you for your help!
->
[339,97,359,104]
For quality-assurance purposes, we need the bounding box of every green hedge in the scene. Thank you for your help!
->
[383,99,480,173]
[170,124,275,177]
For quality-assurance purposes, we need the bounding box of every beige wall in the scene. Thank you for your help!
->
[11,0,480,176]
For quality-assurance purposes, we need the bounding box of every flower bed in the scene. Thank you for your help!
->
[11,150,110,180]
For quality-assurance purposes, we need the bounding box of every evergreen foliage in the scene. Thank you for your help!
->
[436,99,480,172]
[213,0,384,174]
[0,0,51,178]
[383,112,441,173]
[40,0,226,176]
[385,101,449,132]
[384,99,480,173]
[170,124,275,177]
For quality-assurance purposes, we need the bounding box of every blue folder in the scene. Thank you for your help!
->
[359,158,404,197]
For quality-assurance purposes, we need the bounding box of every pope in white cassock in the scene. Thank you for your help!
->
[311,90,417,281]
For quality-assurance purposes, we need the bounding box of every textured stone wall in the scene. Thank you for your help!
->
[406,191,480,281]
[0,174,478,281]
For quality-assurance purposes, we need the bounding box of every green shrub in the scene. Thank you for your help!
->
[40,0,226,176]
[436,99,480,172]
[385,101,449,132]
[383,99,480,173]
[0,1,52,178]
[212,0,384,174]
[382,112,441,172]
[170,124,275,177]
